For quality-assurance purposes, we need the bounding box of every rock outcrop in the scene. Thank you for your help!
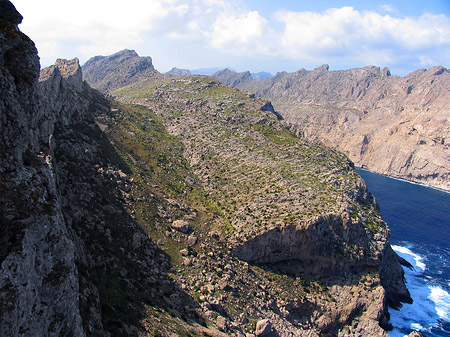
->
[166,67,191,76]
[82,49,163,93]
[212,65,450,191]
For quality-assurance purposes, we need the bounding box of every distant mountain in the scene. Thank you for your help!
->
[212,65,450,191]
[165,67,191,76]
[190,66,236,76]
[251,71,273,80]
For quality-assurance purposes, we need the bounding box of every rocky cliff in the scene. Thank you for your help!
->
[1,2,199,336]
[212,65,450,191]
[2,2,414,336]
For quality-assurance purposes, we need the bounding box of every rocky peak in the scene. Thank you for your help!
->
[0,0,22,25]
[40,57,84,93]
[314,64,329,72]
[166,67,191,76]
[211,68,253,88]
[82,49,160,93]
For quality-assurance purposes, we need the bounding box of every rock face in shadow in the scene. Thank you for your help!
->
[212,65,450,191]
[1,3,199,336]
[0,2,84,336]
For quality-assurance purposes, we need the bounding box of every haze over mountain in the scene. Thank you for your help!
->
[212,65,450,191]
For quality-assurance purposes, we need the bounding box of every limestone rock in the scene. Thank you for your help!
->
[255,319,273,336]
[166,67,191,76]
[171,219,192,234]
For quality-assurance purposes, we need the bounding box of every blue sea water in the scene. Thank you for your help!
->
[356,168,450,337]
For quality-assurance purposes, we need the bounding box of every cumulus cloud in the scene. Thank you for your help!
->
[15,0,191,64]
[210,11,267,48]
[12,0,450,73]
[275,7,450,69]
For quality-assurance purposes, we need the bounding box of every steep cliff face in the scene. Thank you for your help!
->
[0,2,84,336]
[212,65,450,191]
[1,3,199,336]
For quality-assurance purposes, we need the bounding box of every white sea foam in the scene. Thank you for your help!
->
[429,286,450,320]
[392,245,426,271]
[389,245,450,336]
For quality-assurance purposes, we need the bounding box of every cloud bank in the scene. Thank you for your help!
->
[13,0,450,74]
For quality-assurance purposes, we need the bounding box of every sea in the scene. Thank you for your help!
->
[356,168,450,337]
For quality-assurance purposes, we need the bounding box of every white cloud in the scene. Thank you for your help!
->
[14,0,189,65]
[211,11,267,47]
[380,4,396,13]
[11,1,450,74]
[275,7,450,68]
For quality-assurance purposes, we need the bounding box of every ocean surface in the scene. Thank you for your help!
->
[356,169,450,337]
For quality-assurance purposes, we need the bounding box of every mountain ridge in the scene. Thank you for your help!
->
[212,64,450,192]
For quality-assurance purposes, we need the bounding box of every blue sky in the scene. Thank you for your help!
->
[12,0,450,76]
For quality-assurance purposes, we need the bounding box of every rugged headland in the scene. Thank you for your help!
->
[212,65,450,191]
[1,1,416,336]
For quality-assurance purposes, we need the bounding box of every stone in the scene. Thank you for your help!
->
[171,220,192,234]
[187,235,198,246]
[407,332,423,337]
[216,316,228,331]
[255,319,273,336]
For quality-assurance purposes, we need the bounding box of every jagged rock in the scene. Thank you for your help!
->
[166,67,191,76]
[187,235,198,246]
[171,219,192,234]
[255,319,273,336]
[216,316,228,331]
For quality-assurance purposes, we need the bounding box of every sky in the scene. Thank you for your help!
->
[12,0,450,76]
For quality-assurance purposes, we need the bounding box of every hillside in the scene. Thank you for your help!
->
[212,65,450,191]
[1,2,414,336]
[84,50,412,335]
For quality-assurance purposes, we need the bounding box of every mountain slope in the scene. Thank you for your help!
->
[212,65,450,191]
[87,50,412,334]
[1,5,413,335]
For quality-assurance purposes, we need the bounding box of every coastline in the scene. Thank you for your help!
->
[356,167,450,195]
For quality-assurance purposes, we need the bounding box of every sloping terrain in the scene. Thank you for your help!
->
[84,48,412,335]
[212,65,450,191]
[1,2,414,336]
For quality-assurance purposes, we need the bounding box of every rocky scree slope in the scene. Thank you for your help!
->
[82,48,413,334]
[212,65,450,191]
[1,3,202,336]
